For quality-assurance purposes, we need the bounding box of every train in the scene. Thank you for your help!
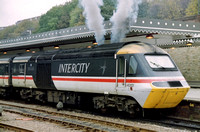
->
[0,41,190,116]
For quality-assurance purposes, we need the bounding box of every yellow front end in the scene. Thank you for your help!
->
[143,84,190,108]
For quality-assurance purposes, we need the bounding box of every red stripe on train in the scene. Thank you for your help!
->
[12,76,33,80]
[0,77,9,79]
[53,77,116,83]
[52,77,185,83]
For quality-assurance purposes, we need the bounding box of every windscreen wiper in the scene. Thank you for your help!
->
[150,61,165,69]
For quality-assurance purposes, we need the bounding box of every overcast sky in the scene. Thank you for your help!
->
[0,0,71,27]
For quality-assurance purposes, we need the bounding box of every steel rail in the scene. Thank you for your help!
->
[0,122,33,132]
[0,102,154,132]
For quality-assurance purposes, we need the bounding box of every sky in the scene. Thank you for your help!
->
[0,0,71,27]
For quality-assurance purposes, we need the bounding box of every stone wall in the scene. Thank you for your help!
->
[165,47,200,81]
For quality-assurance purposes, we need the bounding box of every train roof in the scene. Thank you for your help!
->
[53,41,166,60]
[0,41,167,62]
[116,42,166,55]
[55,41,166,54]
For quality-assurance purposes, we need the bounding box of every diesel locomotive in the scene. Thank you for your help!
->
[0,41,190,116]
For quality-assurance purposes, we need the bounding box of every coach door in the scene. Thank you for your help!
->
[12,56,31,88]
[3,64,9,86]
[36,63,52,89]
[0,58,10,87]
[116,56,127,92]
[0,65,7,86]
[0,64,6,87]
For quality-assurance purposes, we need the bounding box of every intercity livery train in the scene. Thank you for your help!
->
[0,41,190,116]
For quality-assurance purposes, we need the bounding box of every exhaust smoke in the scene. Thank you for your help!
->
[110,0,142,43]
[80,0,105,45]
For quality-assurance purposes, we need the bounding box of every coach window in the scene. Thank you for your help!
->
[19,64,25,74]
[0,65,4,74]
[118,57,125,75]
[129,56,138,75]
[5,65,9,74]
[13,65,17,73]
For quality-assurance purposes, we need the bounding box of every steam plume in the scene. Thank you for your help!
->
[80,0,105,45]
[110,0,142,43]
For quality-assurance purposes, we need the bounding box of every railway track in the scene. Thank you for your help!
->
[0,102,153,132]
[0,122,33,132]
[140,115,200,131]
[160,116,200,130]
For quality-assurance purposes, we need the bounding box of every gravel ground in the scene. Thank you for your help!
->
[0,112,80,132]
[0,100,190,132]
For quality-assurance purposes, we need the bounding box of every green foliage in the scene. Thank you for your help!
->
[0,26,16,39]
[146,0,185,20]
[185,0,199,16]
[38,5,64,32]
[38,0,116,32]
[16,20,39,35]
[138,1,149,18]
[180,0,191,16]
[101,0,116,21]
[158,0,183,20]
[38,0,80,32]
[0,20,39,40]
[58,0,79,28]
[69,5,84,27]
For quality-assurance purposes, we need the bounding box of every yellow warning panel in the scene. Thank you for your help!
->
[143,84,190,108]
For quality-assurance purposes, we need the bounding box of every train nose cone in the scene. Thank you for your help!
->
[143,82,190,108]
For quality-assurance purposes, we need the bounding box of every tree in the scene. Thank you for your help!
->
[0,20,39,39]
[158,0,183,20]
[68,0,116,27]
[185,0,199,16]
[146,0,184,20]
[0,26,16,39]
[101,0,116,21]
[37,0,80,32]
[59,0,80,28]
[179,0,191,16]
[138,1,149,18]
[38,5,64,32]
[148,1,162,19]
[15,20,39,36]
[69,6,85,27]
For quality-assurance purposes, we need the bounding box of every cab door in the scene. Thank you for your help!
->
[19,63,26,87]
[3,64,9,86]
[12,63,26,87]
[116,56,127,93]
[0,64,5,87]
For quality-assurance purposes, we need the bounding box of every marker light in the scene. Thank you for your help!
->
[146,34,154,39]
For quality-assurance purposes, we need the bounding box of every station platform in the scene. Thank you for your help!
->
[188,81,200,88]
[184,88,200,102]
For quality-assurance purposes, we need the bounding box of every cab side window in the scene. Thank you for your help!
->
[0,65,4,75]
[13,64,17,74]
[129,56,138,75]
[118,57,125,75]
[19,64,25,74]
[5,65,9,74]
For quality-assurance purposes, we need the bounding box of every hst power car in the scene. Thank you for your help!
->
[0,41,190,116]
